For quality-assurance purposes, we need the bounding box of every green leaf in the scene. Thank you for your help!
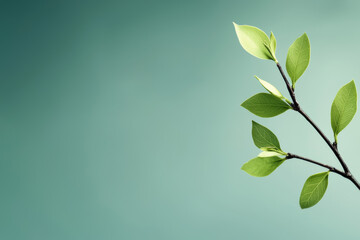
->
[241,93,291,118]
[299,172,329,209]
[331,80,357,140]
[233,23,274,60]
[286,33,310,87]
[252,121,281,150]
[270,32,276,54]
[255,76,283,99]
[269,32,277,61]
[242,156,285,177]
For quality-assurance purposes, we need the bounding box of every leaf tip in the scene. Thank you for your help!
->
[240,163,246,170]
[251,120,258,126]
[300,33,309,42]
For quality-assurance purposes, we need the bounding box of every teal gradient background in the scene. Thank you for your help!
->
[2,0,360,239]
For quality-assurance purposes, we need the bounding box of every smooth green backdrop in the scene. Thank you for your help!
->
[2,0,360,239]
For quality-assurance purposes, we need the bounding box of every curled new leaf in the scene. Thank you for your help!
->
[233,23,275,61]
[242,156,285,177]
[259,147,286,155]
[331,80,357,142]
[241,93,291,117]
[270,32,276,56]
[299,172,329,209]
[286,33,310,88]
[258,151,282,157]
[255,76,283,99]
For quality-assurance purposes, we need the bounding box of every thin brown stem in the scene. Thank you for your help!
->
[276,63,299,109]
[276,62,360,190]
[287,153,346,177]
[296,108,349,173]
[287,153,360,190]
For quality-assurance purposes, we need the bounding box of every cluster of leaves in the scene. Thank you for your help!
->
[233,23,357,209]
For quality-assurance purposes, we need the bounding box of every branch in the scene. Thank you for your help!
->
[287,153,360,190]
[286,153,346,177]
[276,63,299,109]
[276,62,349,173]
[275,61,360,191]
[296,108,349,173]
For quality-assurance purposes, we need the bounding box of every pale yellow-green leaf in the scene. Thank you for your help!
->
[270,32,276,53]
[255,76,283,99]
[233,23,273,60]
[258,151,282,157]
[269,32,277,62]
[286,33,310,87]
